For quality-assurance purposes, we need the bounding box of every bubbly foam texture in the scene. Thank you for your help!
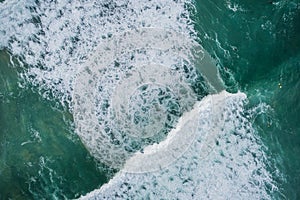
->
[0,0,195,106]
[73,28,206,170]
[80,92,276,199]
[0,0,277,199]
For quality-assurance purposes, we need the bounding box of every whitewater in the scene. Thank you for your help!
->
[0,0,279,199]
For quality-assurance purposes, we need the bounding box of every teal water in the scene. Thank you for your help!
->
[0,0,299,199]
[0,51,108,199]
[193,0,300,198]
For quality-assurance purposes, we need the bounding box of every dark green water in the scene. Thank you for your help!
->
[0,52,108,199]
[193,0,300,198]
[0,0,299,199]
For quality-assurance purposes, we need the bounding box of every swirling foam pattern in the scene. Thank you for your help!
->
[80,92,276,199]
[73,28,207,171]
[0,0,196,107]
[0,0,277,199]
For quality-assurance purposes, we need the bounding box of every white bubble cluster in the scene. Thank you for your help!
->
[73,28,207,171]
[80,92,277,199]
[0,0,196,107]
[0,0,277,199]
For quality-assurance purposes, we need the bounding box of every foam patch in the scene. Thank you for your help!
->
[0,0,196,107]
[73,28,207,171]
[0,0,277,199]
[80,92,277,199]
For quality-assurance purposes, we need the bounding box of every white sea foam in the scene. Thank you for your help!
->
[72,27,209,170]
[80,91,276,199]
[0,0,277,199]
[0,0,196,107]
[226,1,245,13]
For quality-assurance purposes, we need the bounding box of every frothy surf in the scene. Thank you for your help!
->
[0,0,277,199]
[0,0,196,107]
[73,27,209,170]
[80,91,276,199]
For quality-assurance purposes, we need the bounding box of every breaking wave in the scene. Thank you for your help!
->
[0,0,278,199]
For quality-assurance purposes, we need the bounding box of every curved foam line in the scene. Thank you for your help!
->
[73,28,202,170]
[79,91,274,200]
[122,99,204,173]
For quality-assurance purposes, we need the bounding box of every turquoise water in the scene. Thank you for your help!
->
[0,51,108,199]
[0,0,299,199]
[193,0,300,198]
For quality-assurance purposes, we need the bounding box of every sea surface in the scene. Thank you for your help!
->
[0,0,299,199]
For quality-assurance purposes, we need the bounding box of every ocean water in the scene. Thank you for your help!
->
[0,0,299,199]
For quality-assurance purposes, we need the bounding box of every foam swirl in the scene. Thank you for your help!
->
[73,28,208,172]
